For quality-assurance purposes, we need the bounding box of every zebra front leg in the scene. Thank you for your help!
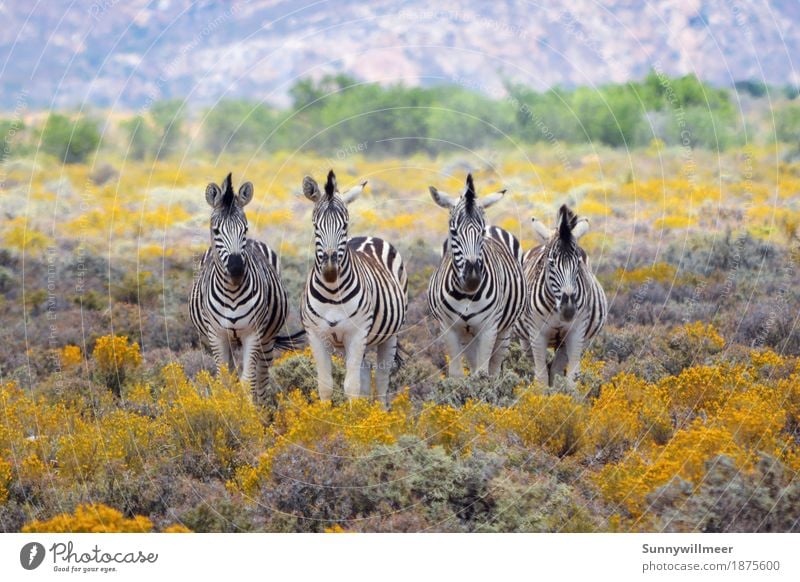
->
[550,344,569,387]
[530,331,550,387]
[375,336,398,406]
[252,338,275,406]
[360,357,372,398]
[209,333,235,376]
[563,325,586,390]
[473,322,499,375]
[239,333,262,397]
[308,332,335,402]
[343,331,368,402]
[488,332,511,376]
[443,328,465,378]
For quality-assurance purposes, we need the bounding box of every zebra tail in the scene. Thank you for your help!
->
[274,330,307,352]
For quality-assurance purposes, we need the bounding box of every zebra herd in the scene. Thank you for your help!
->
[190,170,607,406]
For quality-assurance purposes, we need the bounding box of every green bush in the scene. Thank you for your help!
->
[40,114,100,163]
[120,115,159,161]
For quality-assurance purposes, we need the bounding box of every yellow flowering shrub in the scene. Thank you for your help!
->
[596,421,748,517]
[22,504,153,533]
[160,363,265,476]
[60,345,82,369]
[56,410,168,480]
[613,262,677,288]
[660,363,744,419]
[2,217,54,255]
[585,384,641,458]
[716,387,785,454]
[92,335,142,394]
[163,524,193,533]
[0,456,11,503]
[678,321,726,352]
[496,391,585,457]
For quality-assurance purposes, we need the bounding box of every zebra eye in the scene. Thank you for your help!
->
[212,228,220,236]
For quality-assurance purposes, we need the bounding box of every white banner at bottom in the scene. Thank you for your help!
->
[1,533,798,582]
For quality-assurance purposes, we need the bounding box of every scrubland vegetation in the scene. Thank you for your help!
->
[1,74,800,532]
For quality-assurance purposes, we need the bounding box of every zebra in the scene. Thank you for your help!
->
[301,170,408,405]
[190,173,302,404]
[427,173,526,378]
[519,204,607,388]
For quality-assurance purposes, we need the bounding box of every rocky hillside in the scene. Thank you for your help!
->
[1,0,798,109]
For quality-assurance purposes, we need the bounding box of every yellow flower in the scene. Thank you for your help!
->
[22,504,153,533]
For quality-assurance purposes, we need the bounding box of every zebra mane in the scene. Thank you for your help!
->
[464,173,477,215]
[324,170,337,200]
[558,204,579,244]
[221,172,235,210]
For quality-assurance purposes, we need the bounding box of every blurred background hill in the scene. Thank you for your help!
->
[1,0,799,110]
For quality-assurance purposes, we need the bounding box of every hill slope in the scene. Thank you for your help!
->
[0,0,798,109]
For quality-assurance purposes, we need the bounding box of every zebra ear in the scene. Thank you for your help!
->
[531,217,552,242]
[429,186,457,209]
[478,189,507,209]
[341,180,367,205]
[572,218,590,240]
[206,182,223,208]
[302,176,322,203]
[237,182,254,207]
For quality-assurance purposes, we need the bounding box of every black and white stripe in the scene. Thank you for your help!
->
[190,173,300,404]
[301,170,408,404]
[519,204,607,387]
[427,173,526,377]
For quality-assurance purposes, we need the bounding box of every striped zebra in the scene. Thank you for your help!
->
[190,173,302,404]
[427,173,526,377]
[301,170,408,405]
[519,204,607,388]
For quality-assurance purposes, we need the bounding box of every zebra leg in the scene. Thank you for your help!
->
[359,357,372,398]
[239,333,261,395]
[473,323,499,375]
[308,332,334,402]
[343,331,368,402]
[444,329,465,378]
[375,336,398,406]
[210,333,235,375]
[253,339,275,406]
[488,332,511,375]
[531,332,550,386]
[563,326,586,389]
[550,345,568,386]
[464,336,480,374]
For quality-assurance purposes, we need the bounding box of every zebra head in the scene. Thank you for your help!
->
[303,170,367,284]
[532,205,590,323]
[205,173,254,285]
[430,173,506,294]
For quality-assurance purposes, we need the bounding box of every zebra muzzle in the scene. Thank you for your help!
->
[227,253,245,281]
[461,260,482,293]
[321,258,339,283]
[560,294,577,322]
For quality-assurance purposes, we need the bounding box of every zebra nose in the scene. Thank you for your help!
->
[465,258,481,274]
[561,293,577,321]
[228,254,244,279]
[462,260,482,292]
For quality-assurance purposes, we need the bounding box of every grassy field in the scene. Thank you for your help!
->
[1,144,799,532]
